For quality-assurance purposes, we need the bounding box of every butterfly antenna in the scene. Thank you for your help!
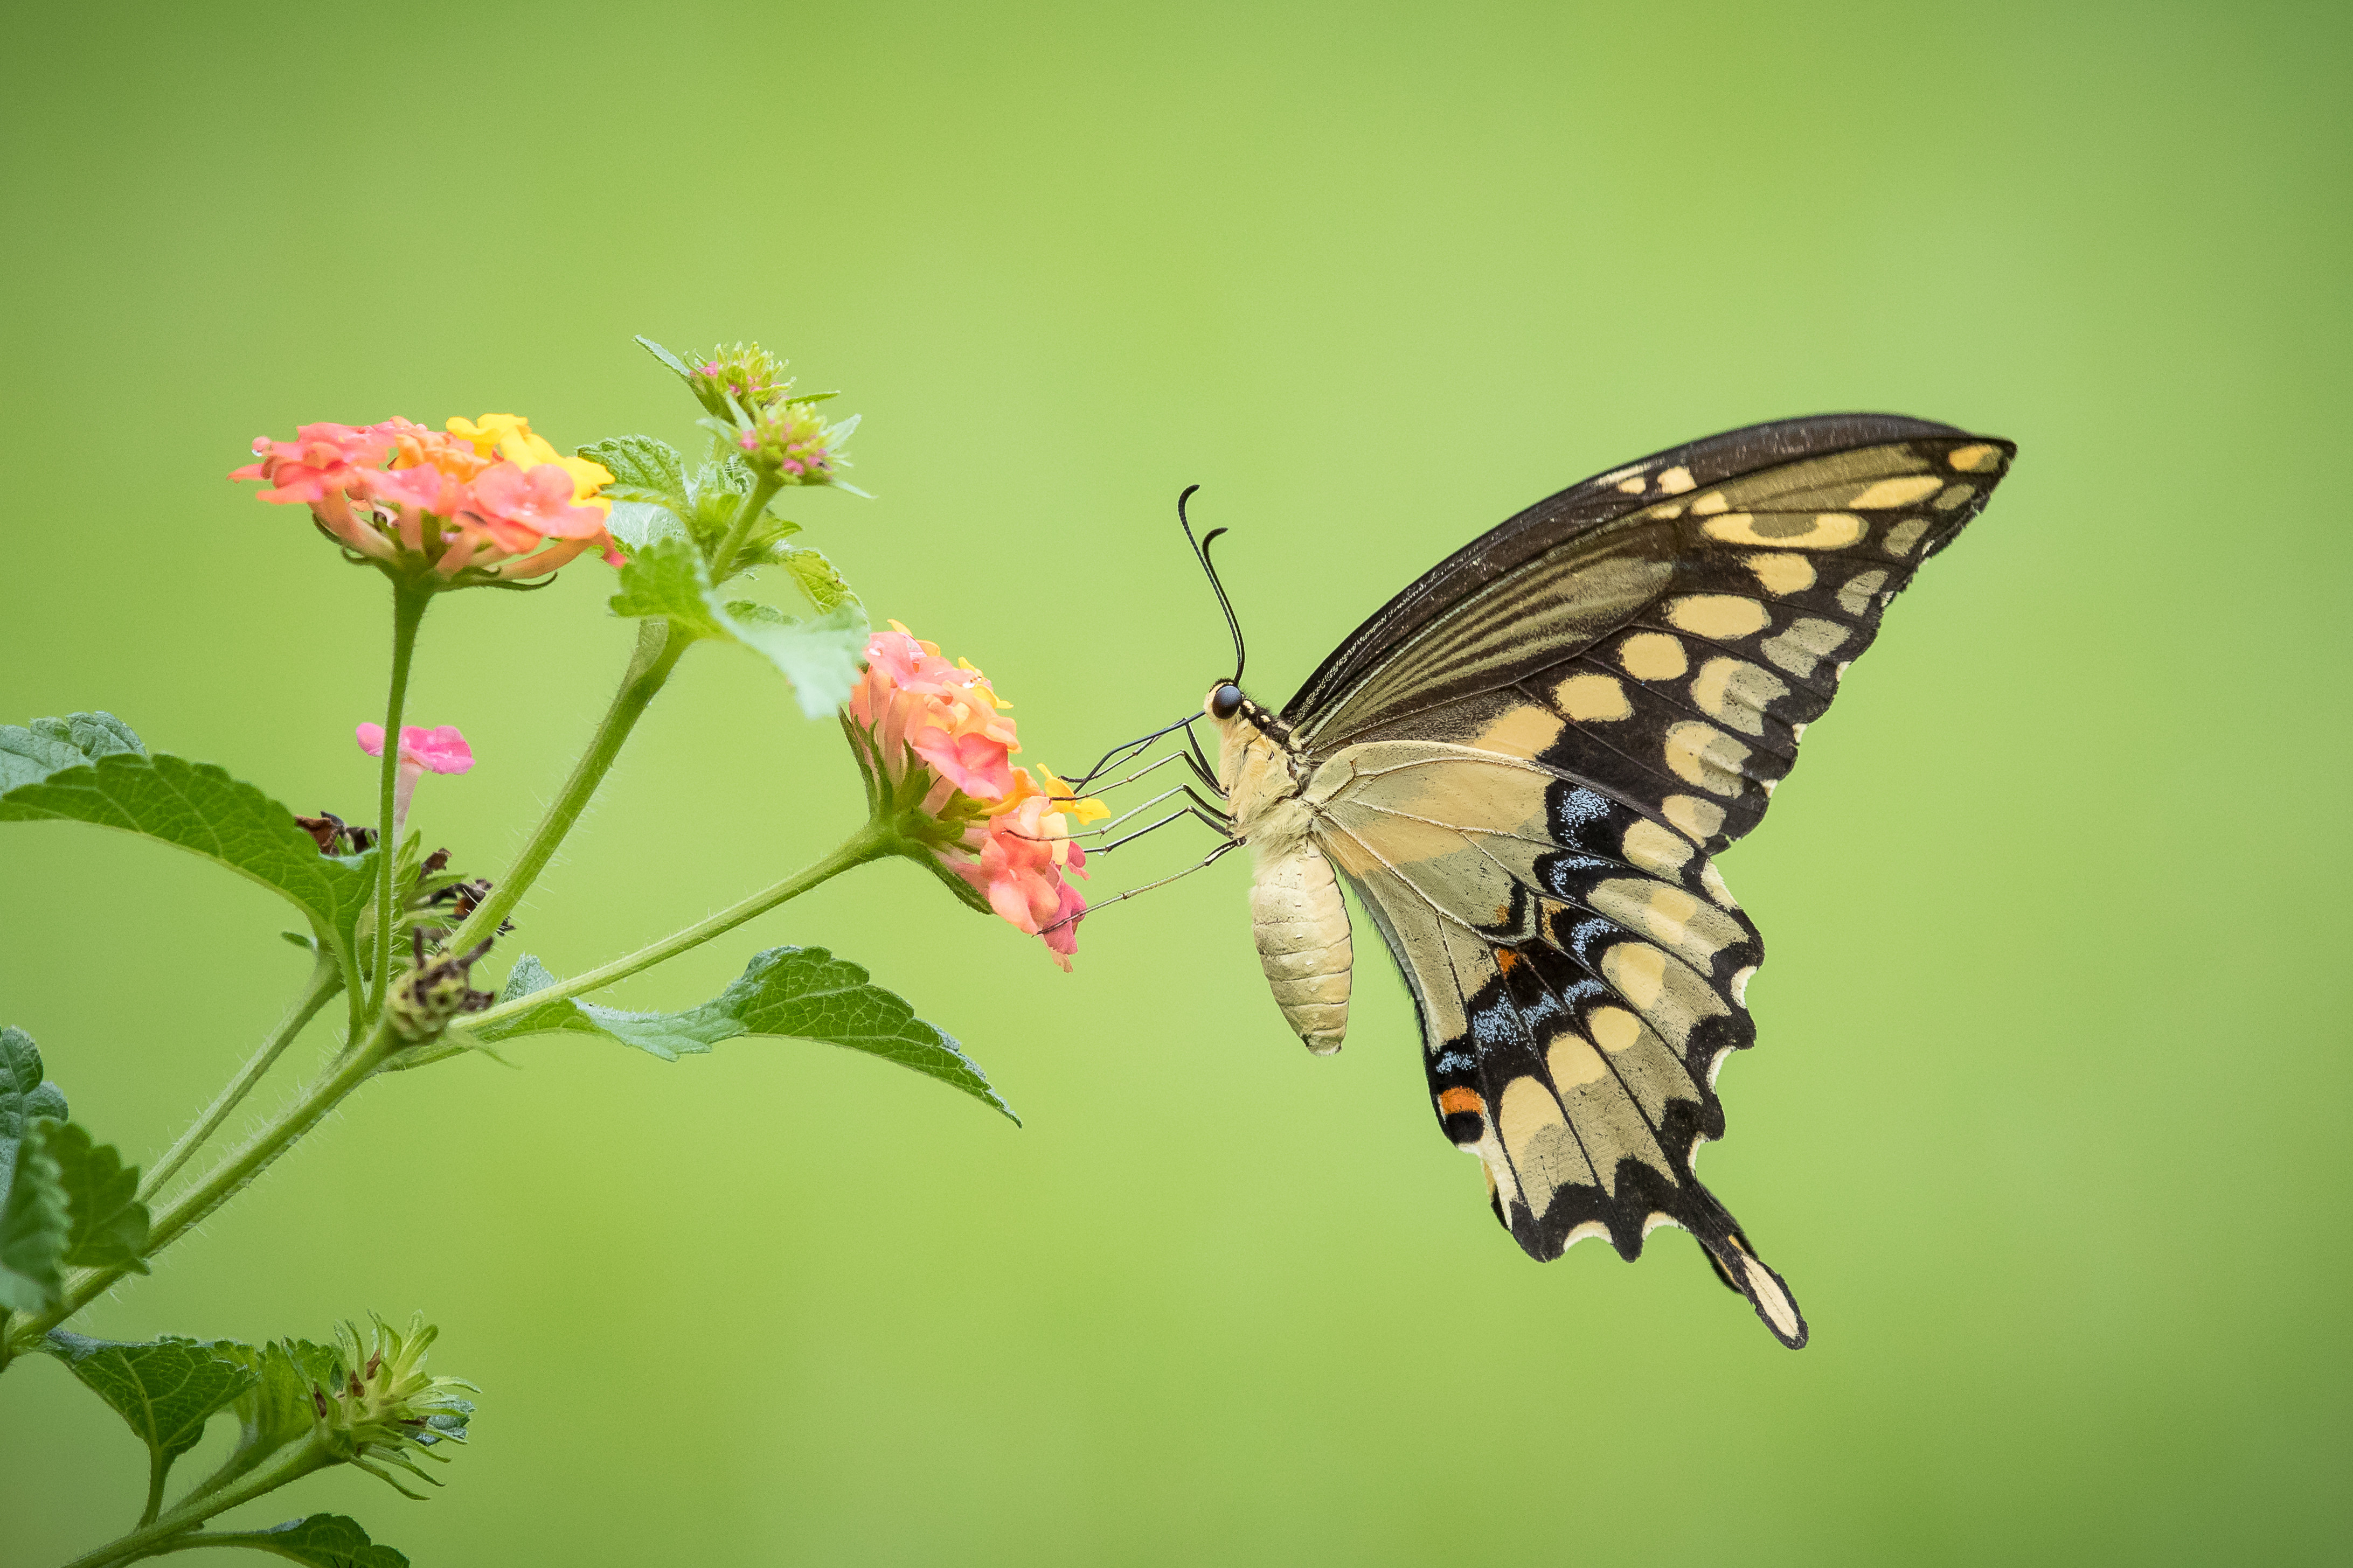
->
[1178,484,1247,685]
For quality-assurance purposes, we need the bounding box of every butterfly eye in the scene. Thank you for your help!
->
[1209,683,1245,720]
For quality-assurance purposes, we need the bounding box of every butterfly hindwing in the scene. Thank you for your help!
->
[1307,738,1806,1344]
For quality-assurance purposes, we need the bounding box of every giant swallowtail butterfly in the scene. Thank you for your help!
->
[1197,414,2014,1347]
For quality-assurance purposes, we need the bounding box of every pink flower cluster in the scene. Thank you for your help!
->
[847,626,1105,968]
[232,416,621,581]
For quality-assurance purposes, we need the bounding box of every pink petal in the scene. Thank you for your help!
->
[356,722,386,757]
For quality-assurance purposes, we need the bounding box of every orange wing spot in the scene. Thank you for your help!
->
[1438,1087,1486,1118]
[1496,947,1522,974]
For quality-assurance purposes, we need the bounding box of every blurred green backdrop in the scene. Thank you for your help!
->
[3,2,2348,1563]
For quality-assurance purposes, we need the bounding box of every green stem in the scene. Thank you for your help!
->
[441,818,896,1046]
[138,1449,169,1529]
[57,1438,329,1568]
[138,953,342,1202]
[436,618,690,959]
[7,1024,401,1355]
[709,472,785,582]
[371,581,433,1007]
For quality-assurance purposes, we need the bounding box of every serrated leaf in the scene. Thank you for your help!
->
[577,435,687,510]
[725,602,869,718]
[46,1121,150,1270]
[0,716,374,967]
[43,1332,258,1470]
[609,541,870,717]
[779,546,857,613]
[473,945,1016,1122]
[0,1119,70,1311]
[604,499,692,554]
[1,1025,67,1132]
[209,1514,410,1568]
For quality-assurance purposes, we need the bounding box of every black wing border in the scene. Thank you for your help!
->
[1281,412,2005,725]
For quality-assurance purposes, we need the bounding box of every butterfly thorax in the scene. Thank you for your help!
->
[1207,687,1355,1055]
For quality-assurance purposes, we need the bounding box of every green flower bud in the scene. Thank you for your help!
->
[312,1314,478,1497]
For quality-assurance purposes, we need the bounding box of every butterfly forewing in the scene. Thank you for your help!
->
[1283,416,2012,1346]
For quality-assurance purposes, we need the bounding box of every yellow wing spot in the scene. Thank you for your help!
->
[1689,657,1790,736]
[1620,817,1694,877]
[1746,552,1815,596]
[1702,512,1864,549]
[1664,721,1752,796]
[1947,443,2002,472]
[1656,466,1696,494]
[1690,490,1730,515]
[1642,502,1686,521]
[1836,568,1890,617]
[1588,1005,1641,1053]
[1663,793,1725,841]
[1700,860,1737,910]
[1667,595,1770,639]
[1934,482,1977,511]
[1601,942,1669,1012]
[1546,1035,1607,1088]
[1621,631,1689,680]
[1470,703,1566,759]
[1882,517,1931,557]
[1615,476,1647,494]
[1849,475,1942,508]
[1759,616,1850,680]
[1730,964,1757,1005]
[1499,1076,1586,1203]
[1556,673,1633,721]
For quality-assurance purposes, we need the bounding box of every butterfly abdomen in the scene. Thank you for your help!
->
[1248,841,1354,1055]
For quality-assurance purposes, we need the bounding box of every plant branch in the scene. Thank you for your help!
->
[57,1438,329,1568]
[435,617,689,957]
[8,1023,402,1354]
[371,581,433,1007]
[431,817,896,1050]
[139,952,342,1202]
[709,471,785,582]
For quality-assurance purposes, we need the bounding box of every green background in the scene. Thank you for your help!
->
[3,2,2347,1563]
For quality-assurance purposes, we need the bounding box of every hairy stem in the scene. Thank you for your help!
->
[435,818,896,1048]
[6,1025,400,1354]
[57,1438,329,1568]
[138,953,342,1202]
[436,618,689,957]
[138,1449,169,1529]
[371,581,433,1007]
[709,472,785,582]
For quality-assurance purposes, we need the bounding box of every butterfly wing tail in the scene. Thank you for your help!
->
[1698,1226,1808,1348]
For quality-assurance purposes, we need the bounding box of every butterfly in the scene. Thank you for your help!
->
[1196,414,2014,1347]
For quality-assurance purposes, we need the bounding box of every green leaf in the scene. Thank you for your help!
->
[206,1514,409,1568]
[47,1121,149,1270]
[609,541,870,717]
[41,1331,257,1471]
[207,1514,411,1568]
[604,499,692,555]
[725,602,868,717]
[779,546,857,613]
[1,1024,68,1134]
[476,945,1016,1123]
[577,434,686,510]
[0,716,375,968]
[634,334,696,380]
[0,1118,70,1312]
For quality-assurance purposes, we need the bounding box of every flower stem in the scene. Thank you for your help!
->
[709,472,785,582]
[436,617,691,957]
[55,1438,330,1568]
[138,953,342,1203]
[371,581,434,1007]
[5,1023,402,1356]
[437,818,896,1047]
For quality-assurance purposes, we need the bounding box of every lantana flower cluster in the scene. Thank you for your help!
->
[846,626,1107,967]
[232,414,620,582]
[685,343,856,487]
